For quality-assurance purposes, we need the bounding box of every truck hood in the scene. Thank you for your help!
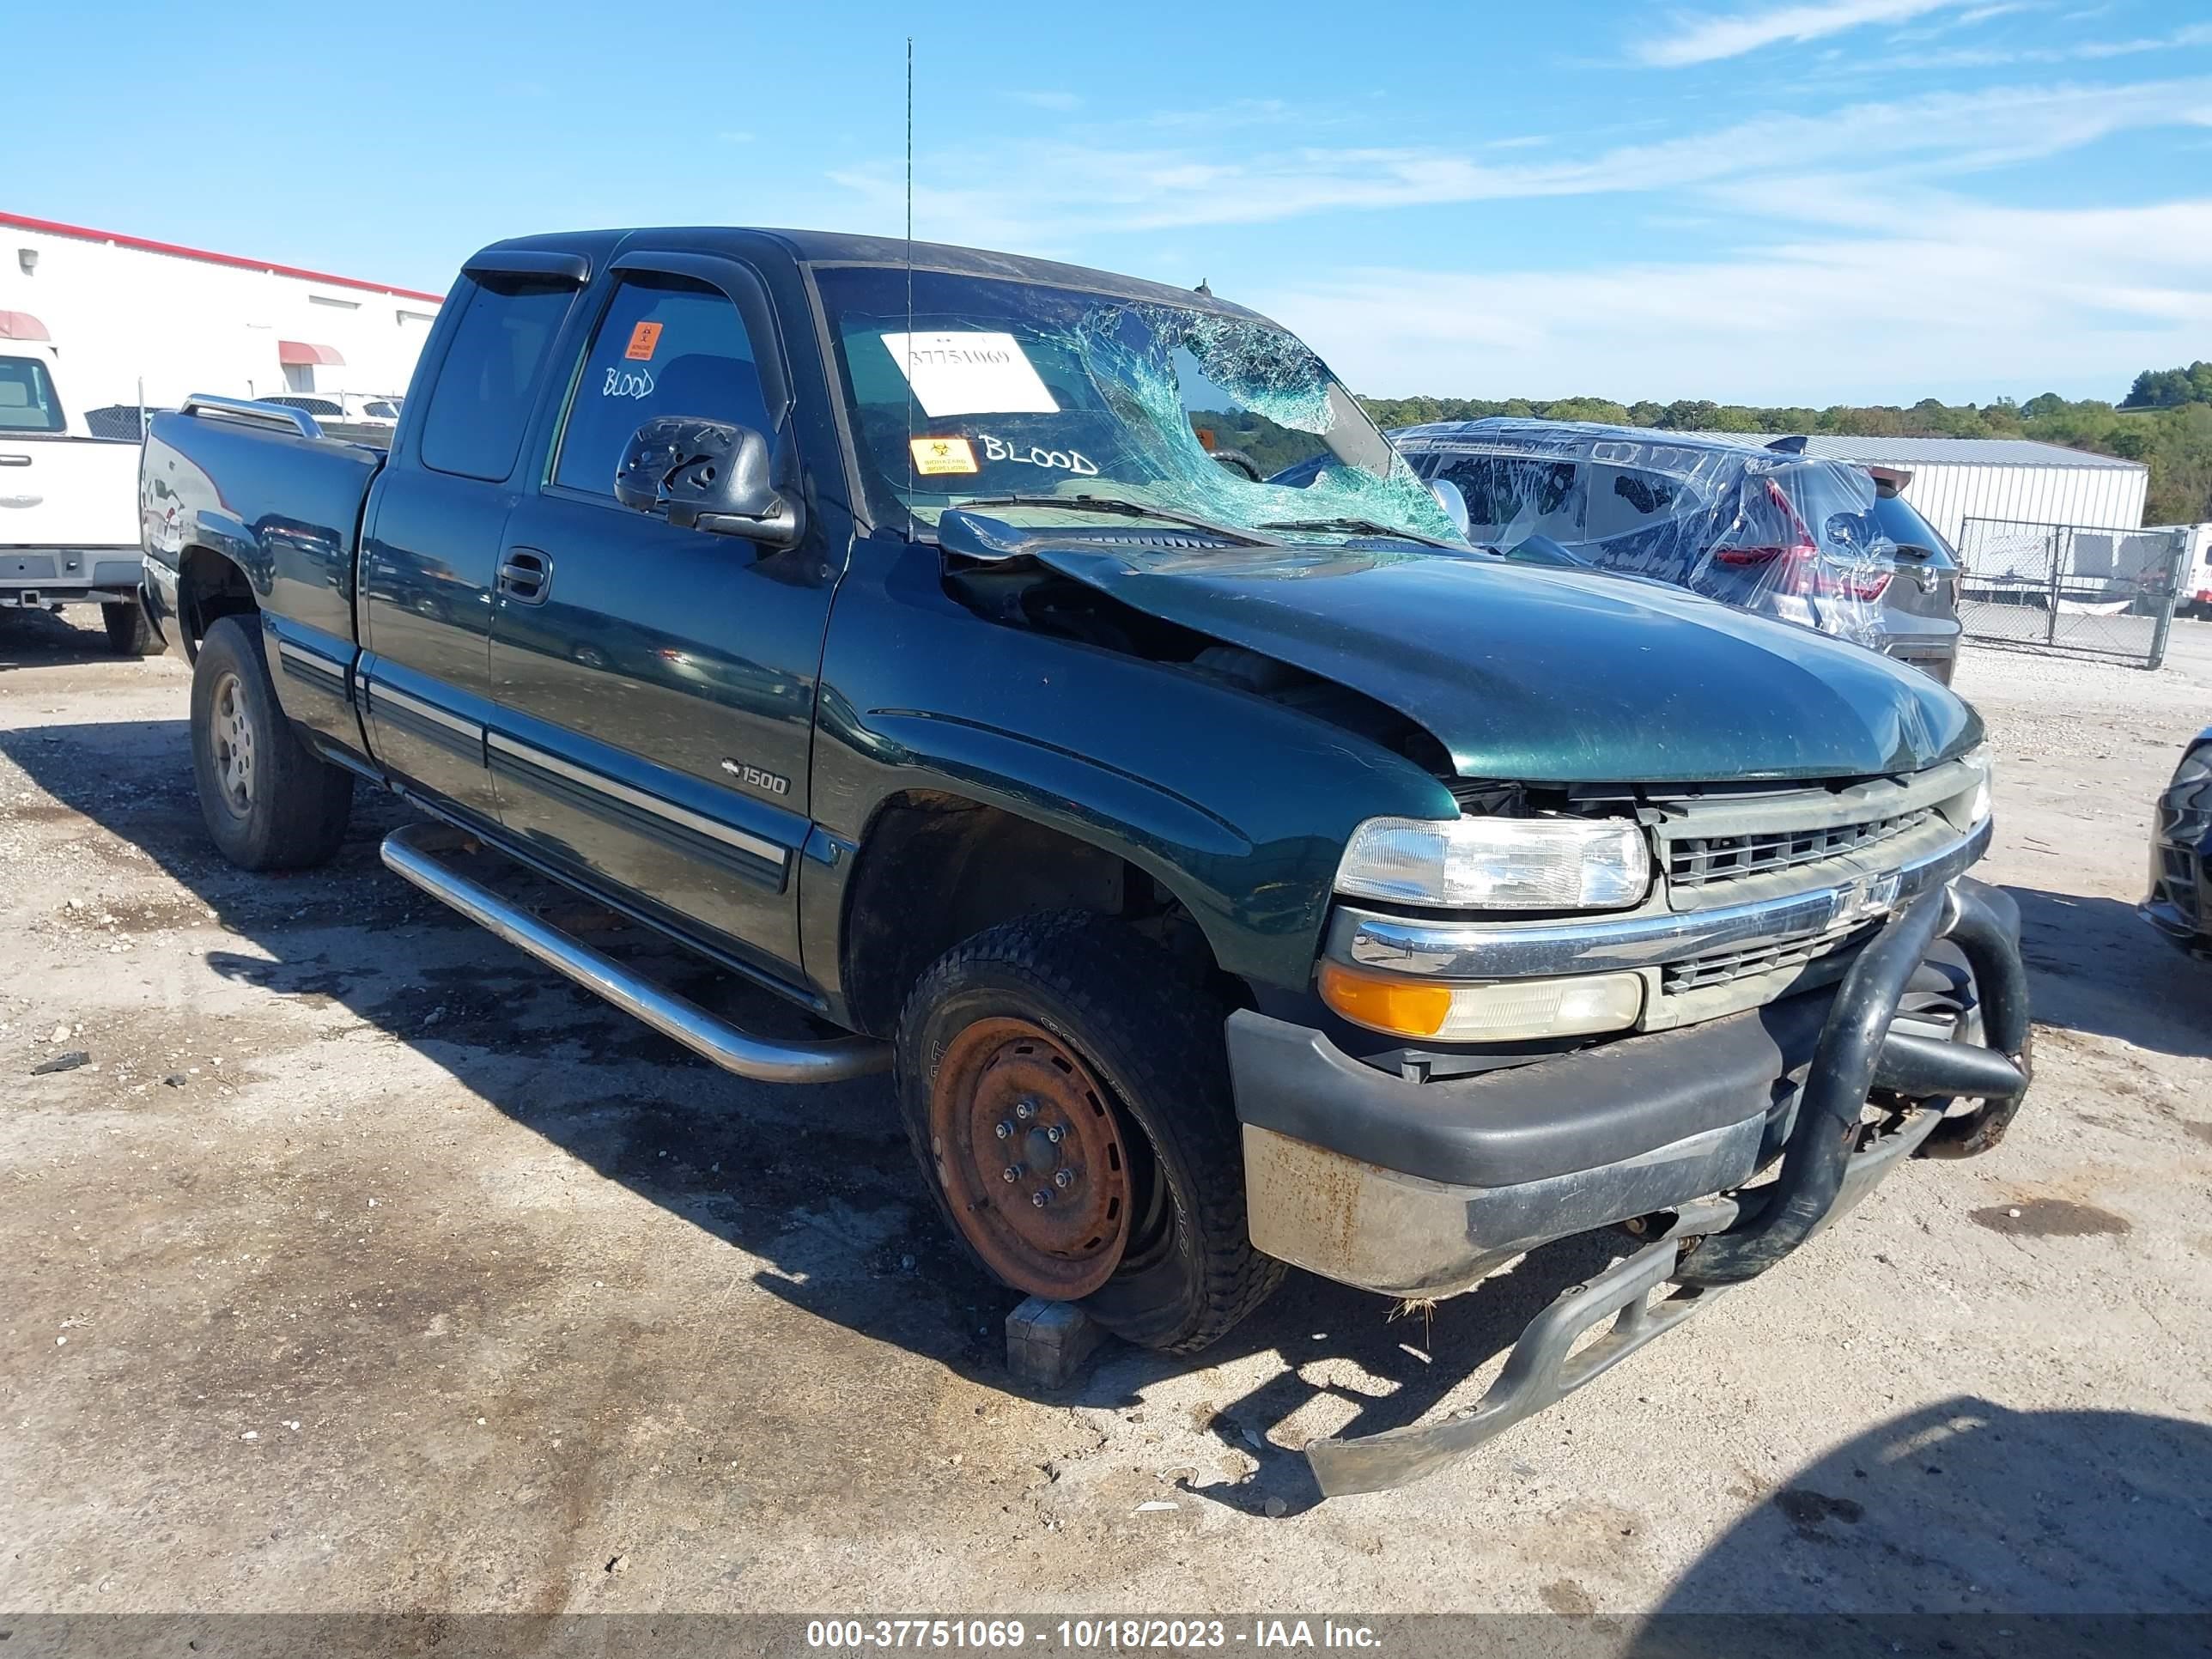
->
[1032,541,1981,783]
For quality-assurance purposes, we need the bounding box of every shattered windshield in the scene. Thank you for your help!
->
[813,265,1462,547]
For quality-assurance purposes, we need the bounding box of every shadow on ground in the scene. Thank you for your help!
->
[0,603,137,668]
[2,714,1628,1518]
[2003,884,2212,1059]
[1620,1398,2212,1655]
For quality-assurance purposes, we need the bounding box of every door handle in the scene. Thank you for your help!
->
[497,547,552,604]
[0,453,31,467]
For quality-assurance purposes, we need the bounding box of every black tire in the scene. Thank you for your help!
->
[896,910,1283,1355]
[102,600,156,656]
[190,615,355,870]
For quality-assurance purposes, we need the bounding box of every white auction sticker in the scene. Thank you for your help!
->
[881,331,1059,419]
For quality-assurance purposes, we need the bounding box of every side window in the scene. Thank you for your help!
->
[418,275,575,482]
[552,272,770,497]
[1585,465,1685,542]
[1433,453,1583,544]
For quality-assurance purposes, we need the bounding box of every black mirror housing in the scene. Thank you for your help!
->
[614,416,804,546]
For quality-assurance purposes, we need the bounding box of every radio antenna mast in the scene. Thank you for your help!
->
[904,34,915,536]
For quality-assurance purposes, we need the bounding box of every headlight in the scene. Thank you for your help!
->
[1962,744,1995,827]
[2173,744,2212,790]
[1334,814,1650,910]
[1319,961,1644,1042]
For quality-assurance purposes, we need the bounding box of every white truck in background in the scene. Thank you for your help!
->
[2174,522,2212,619]
[0,341,152,653]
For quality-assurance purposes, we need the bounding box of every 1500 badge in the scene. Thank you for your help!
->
[721,758,791,797]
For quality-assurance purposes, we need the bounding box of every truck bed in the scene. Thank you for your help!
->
[141,399,386,657]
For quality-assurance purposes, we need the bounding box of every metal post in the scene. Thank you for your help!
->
[2045,526,2062,645]
[2146,527,2185,672]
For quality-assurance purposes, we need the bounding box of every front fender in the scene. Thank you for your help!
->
[805,540,1458,1000]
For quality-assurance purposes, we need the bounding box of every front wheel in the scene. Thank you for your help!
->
[896,910,1283,1355]
[190,615,355,870]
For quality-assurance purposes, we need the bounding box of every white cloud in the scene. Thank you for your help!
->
[812,76,2212,243]
[1250,195,2212,404]
[1634,0,1977,67]
[1894,20,2212,66]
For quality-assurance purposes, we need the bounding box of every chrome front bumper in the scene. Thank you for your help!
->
[1242,876,2032,1497]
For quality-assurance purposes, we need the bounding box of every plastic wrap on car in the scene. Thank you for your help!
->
[1401,419,1898,646]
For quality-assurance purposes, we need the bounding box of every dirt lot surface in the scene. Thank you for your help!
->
[3,609,2209,1621]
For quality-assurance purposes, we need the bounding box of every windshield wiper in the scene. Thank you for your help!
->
[1259,516,1457,550]
[949,495,1273,546]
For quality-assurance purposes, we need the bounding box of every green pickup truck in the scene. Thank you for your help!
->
[136,228,2030,1496]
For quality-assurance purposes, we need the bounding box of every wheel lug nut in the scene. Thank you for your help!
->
[1014,1099,1036,1121]
[1001,1166,1020,1183]
[994,1121,1012,1140]
[1031,1190,1050,1208]
[1054,1169,1074,1188]
[1044,1126,1063,1145]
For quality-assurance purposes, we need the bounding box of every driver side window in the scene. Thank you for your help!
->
[553,272,770,497]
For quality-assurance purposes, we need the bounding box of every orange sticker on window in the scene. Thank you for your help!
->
[909,436,978,476]
[624,321,663,362]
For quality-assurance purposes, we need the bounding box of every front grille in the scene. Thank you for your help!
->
[2161,848,2201,921]
[1662,920,1876,994]
[1667,808,1933,890]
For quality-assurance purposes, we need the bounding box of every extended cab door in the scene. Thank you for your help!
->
[356,260,585,826]
[487,252,830,976]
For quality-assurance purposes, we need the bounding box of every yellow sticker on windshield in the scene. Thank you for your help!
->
[910,436,978,476]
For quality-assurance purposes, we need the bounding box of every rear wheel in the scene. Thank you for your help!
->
[101,600,156,656]
[190,615,355,870]
[896,910,1282,1353]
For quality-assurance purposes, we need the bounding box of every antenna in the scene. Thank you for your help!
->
[904,34,915,536]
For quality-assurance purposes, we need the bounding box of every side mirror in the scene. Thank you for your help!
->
[1430,477,1471,538]
[614,416,804,547]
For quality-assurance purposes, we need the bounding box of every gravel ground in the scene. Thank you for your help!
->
[1,607,2209,1624]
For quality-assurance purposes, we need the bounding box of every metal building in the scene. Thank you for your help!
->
[0,210,442,417]
[1757,435,2148,548]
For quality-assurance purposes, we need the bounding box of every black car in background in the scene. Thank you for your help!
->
[2142,729,2212,957]
[1382,420,1964,682]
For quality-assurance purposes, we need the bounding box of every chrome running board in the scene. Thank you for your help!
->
[380,821,891,1085]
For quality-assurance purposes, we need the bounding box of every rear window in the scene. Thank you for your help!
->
[1870,492,1958,567]
[418,275,575,482]
[0,354,66,433]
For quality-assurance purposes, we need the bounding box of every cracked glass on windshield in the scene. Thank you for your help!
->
[813,265,1462,547]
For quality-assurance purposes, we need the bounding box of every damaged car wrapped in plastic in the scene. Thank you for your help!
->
[1367,419,1964,682]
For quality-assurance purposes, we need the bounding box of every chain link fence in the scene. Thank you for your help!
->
[1954,516,2191,669]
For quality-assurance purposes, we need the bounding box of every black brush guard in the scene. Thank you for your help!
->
[1305,876,2030,1498]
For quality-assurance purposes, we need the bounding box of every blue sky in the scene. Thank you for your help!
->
[12,0,2211,404]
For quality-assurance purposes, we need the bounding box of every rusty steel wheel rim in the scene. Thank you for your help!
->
[927,1017,1133,1300]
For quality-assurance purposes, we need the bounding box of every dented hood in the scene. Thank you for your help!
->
[1035,543,1982,783]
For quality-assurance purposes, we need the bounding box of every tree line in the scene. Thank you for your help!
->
[1353,363,2212,526]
